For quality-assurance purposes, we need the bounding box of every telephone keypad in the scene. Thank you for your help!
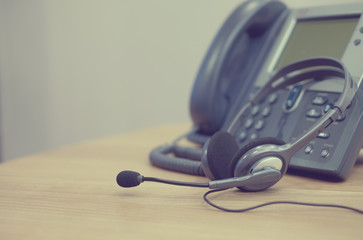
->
[291,90,353,166]
[236,92,281,144]
[234,89,352,171]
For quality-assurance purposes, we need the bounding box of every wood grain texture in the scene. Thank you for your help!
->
[0,124,362,240]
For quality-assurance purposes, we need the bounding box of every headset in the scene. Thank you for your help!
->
[116,57,363,214]
[147,57,357,191]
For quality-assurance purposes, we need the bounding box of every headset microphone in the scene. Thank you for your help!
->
[116,171,143,188]
[116,170,363,214]
[116,168,281,190]
[116,170,208,188]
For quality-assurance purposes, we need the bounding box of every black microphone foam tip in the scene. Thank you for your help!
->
[116,170,142,188]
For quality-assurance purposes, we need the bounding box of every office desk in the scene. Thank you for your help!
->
[0,124,362,240]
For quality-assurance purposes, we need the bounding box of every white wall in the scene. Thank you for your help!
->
[0,0,358,161]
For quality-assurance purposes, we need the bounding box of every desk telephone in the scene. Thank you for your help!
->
[149,0,363,181]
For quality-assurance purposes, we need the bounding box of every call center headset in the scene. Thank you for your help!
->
[142,57,357,192]
[117,57,363,213]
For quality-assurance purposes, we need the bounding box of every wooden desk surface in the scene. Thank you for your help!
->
[0,124,362,240]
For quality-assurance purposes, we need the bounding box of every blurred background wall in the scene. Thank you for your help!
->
[0,0,356,161]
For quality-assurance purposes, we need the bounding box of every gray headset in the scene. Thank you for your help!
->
[150,57,357,191]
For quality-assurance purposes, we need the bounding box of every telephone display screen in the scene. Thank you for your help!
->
[274,16,359,71]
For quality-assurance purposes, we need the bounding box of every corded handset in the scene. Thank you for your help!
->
[149,0,363,180]
[189,0,288,138]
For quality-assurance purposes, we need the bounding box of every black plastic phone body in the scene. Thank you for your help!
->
[189,1,363,180]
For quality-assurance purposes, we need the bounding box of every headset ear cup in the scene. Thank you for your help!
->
[202,131,239,180]
[228,137,286,177]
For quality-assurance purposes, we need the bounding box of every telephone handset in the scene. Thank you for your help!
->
[150,0,363,180]
[189,0,288,139]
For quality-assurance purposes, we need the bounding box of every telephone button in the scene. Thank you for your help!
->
[239,131,247,142]
[318,132,330,139]
[250,133,258,141]
[285,85,303,110]
[251,106,260,116]
[244,118,254,129]
[268,93,278,104]
[306,108,321,118]
[312,96,327,105]
[261,106,271,117]
[304,145,313,154]
[323,103,333,113]
[254,120,264,130]
[321,148,330,158]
